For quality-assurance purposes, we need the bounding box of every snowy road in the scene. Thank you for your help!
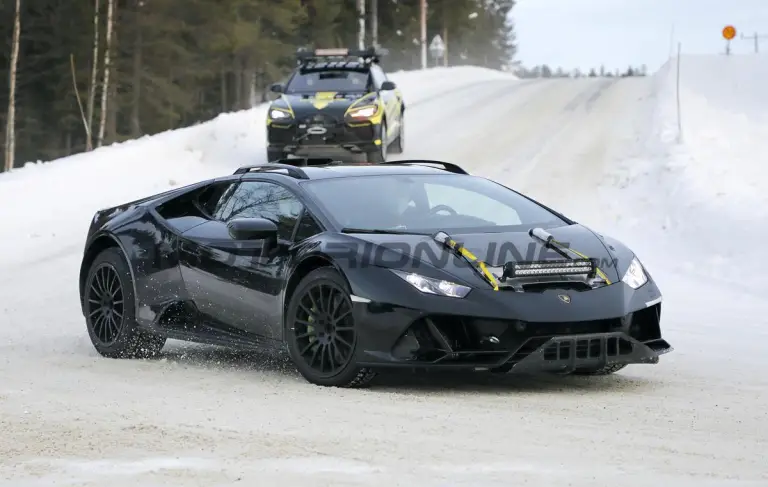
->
[2,72,767,486]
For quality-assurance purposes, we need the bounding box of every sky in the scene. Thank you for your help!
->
[511,0,768,73]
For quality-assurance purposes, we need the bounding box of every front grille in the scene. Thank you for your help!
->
[542,335,633,361]
[301,114,341,127]
[523,318,620,336]
[521,282,594,293]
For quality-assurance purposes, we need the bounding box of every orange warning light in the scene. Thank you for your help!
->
[723,25,736,40]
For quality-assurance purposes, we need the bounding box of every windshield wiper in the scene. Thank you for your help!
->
[432,231,500,291]
[340,227,430,235]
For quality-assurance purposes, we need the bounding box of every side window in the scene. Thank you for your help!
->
[294,211,323,242]
[199,183,238,218]
[213,181,302,240]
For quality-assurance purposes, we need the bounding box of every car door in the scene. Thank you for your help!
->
[178,179,304,338]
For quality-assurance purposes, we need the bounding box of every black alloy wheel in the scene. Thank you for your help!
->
[286,268,376,387]
[86,263,125,345]
[84,247,166,359]
[295,281,355,374]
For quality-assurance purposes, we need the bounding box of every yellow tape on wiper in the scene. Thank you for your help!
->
[550,239,612,284]
[432,232,500,291]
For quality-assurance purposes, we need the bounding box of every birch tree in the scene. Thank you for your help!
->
[97,0,114,148]
[86,0,101,151]
[4,0,21,172]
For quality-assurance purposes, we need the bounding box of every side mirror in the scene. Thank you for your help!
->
[380,81,396,91]
[227,217,278,242]
[269,83,284,94]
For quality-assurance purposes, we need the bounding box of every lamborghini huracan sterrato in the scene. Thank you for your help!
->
[79,158,672,388]
[266,47,404,163]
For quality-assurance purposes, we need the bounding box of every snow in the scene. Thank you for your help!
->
[2,61,768,486]
[672,55,768,217]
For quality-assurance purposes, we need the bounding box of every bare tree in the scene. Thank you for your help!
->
[86,0,102,151]
[70,55,89,141]
[130,0,143,137]
[97,0,115,148]
[4,0,21,172]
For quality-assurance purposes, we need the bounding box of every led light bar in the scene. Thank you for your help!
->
[315,48,349,56]
[505,259,596,278]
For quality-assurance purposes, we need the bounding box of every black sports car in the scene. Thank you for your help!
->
[266,47,405,163]
[79,158,672,388]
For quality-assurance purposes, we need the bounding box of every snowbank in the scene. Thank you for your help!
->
[672,54,768,218]
[660,55,768,219]
[599,54,768,286]
[388,66,518,103]
[0,66,517,266]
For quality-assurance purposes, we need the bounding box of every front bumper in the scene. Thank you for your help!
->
[350,280,672,373]
[268,115,382,156]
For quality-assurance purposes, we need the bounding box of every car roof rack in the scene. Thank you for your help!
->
[377,160,469,175]
[233,158,344,179]
[296,46,388,66]
[233,159,467,178]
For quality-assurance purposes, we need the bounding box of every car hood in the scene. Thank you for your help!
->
[272,92,375,118]
[342,224,622,286]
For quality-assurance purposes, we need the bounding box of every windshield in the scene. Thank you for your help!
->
[301,173,567,233]
[285,70,371,94]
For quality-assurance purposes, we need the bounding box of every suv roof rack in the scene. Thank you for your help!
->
[295,46,388,66]
[233,158,344,178]
[377,160,469,175]
[233,158,467,178]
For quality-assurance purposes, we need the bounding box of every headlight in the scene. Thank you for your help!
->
[347,105,378,118]
[391,270,471,298]
[622,257,648,289]
[269,109,290,119]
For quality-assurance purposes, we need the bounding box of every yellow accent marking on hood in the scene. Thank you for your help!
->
[311,92,338,110]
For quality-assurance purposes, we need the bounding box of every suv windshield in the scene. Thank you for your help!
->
[285,70,370,94]
[301,173,567,233]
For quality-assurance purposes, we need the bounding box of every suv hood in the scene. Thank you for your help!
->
[272,92,375,117]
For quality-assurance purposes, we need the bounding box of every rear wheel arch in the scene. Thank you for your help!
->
[80,235,121,305]
[80,234,137,316]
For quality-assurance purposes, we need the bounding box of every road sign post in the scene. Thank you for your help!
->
[428,35,445,67]
[723,25,736,55]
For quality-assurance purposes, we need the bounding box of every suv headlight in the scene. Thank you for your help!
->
[622,257,648,289]
[347,105,378,119]
[391,270,471,298]
[269,108,291,119]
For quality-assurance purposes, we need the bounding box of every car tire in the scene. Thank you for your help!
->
[83,248,166,359]
[389,115,404,154]
[285,267,376,388]
[572,363,628,376]
[366,120,387,163]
